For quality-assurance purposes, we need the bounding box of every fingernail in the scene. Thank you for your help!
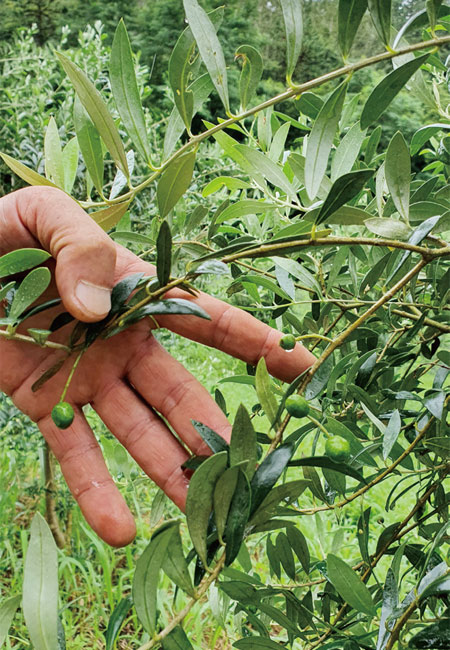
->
[75,280,111,318]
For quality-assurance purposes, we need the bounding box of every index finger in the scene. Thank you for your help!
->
[159,291,316,383]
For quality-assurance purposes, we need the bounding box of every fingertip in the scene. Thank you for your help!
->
[84,499,137,547]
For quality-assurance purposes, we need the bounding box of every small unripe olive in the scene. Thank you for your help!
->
[51,402,74,430]
[285,394,310,418]
[279,334,296,350]
[325,436,351,463]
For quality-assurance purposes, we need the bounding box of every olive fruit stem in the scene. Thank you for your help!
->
[307,415,330,438]
[60,349,84,402]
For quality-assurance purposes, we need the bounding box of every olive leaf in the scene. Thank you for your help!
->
[157,151,196,218]
[235,45,264,110]
[385,131,411,223]
[8,268,51,322]
[280,0,303,83]
[156,220,172,287]
[23,513,59,650]
[133,523,177,635]
[0,249,51,280]
[185,451,228,566]
[360,53,430,130]
[44,116,65,189]
[110,20,151,163]
[0,152,58,189]
[305,80,347,200]
[183,0,230,113]
[73,95,104,197]
[338,0,368,59]
[57,51,129,177]
[327,553,376,615]
[367,0,392,46]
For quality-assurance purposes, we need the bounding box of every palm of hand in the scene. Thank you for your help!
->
[1,242,314,546]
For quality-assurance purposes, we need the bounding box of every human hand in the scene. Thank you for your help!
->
[0,187,315,546]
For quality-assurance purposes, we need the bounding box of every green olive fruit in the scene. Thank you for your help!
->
[285,394,310,418]
[51,402,74,430]
[325,436,351,463]
[279,334,297,350]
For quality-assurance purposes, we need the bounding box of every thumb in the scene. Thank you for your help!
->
[0,186,116,322]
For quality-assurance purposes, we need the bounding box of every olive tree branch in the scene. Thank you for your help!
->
[307,466,446,649]
[136,554,226,650]
[82,35,450,209]
[267,257,429,452]
[0,328,71,352]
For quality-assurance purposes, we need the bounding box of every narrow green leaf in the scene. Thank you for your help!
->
[230,404,257,480]
[305,80,347,200]
[276,531,296,580]
[235,45,264,110]
[331,123,366,182]
[44,117,65,189]
[90,201,131,231]
[0,595,21,647]
[9,268,51,322]
[305,354,334,401]
[316,169,374,225]
[364,218,412,240]
[169,8,223,130]
[132,523,176,635]
[185,451,228,566]
[427,0,445,30]
[233,144,296,199]
[410,123,450,156]
[156,221,172,287]
[111,298,211,333]
[62,136,79,194]
[0,249,50,280]
[224,469,251,565]
[191,421,229,454]
[213,199,279,227]
[385,132,411,223]
[376,569,398,650]
[110,20,150,162]
[338,0,368,58]
[327,553,375,615]
[287,527,310,574]
[280,0,303,82]
[109,150,135,201]
[161,523,195,597]
[23,513,58,650]
[162,626,195,650]
[105,597,133,650]
[360,53,430,130]
[183,0,230,113]
[367,0,392,45]
[273,256,322,294]
[249,480,310,528]
[357,507,371,565]
[202,176,251,197]
[255,357,278,426]
[234,637,285,649]
[56,52,128,176]
[250,444,294,515]
[157,151,196,218]
[166,75,215,160]
[288,456,365,483]
[214,466,240,543]
[388,214,440,281]
[0,152,58,189]
[410,620,450,648]
[383,409,401,460]
[73,95,104,197]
